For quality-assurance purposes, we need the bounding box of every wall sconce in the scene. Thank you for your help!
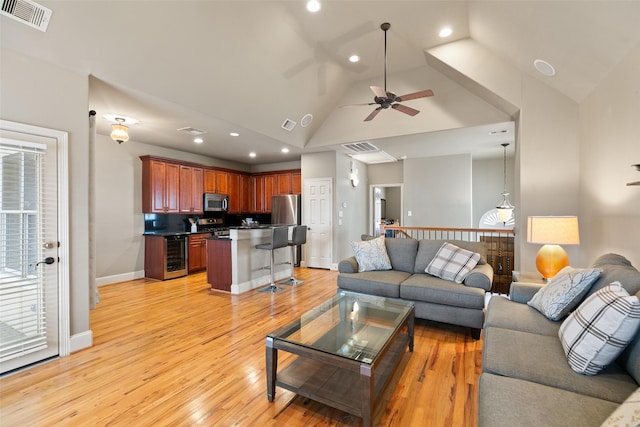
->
[350,160,359,187]
[527,216,580,280]
[496,143,514,222]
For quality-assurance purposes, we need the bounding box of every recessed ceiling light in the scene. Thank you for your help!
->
[229,132,239,137]
[194,137,204,144]
[439,27,452,38]
[306,0,320,13]
[281,148,290,154]
[349,54,360,63]
[249,152,256,158]
[534,59,556,77]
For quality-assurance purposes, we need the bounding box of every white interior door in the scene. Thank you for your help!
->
[303,178,332,269]
[0,121,68,375]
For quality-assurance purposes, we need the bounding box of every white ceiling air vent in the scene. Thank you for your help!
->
[342,141,379,153]
[1,0,52,32]
[281,118,296,132]
[177,127,207,136]
[342,141,396,164]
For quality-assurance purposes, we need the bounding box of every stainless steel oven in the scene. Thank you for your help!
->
[164,235,187,279]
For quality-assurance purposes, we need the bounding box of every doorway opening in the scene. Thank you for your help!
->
[370,184,403,237]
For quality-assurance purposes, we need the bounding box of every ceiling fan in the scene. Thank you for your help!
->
[342,22,434,121]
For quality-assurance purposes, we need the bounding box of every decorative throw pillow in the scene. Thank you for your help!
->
[559,282,640,375]
[527,266,602,321]
[425,242,481,284]
[599,387,640,427]
[351,235,392,272]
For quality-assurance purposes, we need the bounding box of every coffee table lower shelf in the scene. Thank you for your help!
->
[273,333,410,421]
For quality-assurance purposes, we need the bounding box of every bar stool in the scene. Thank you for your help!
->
[279,225,307,286]
[256,226,289,293]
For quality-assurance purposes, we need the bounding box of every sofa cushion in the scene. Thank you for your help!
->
[400,274,485,309]
[351,235,392,272]
[478,373,620,427]
[482,327,638,403]
[425,242,481,284]
[599,387,640,427]
[337,270,410,298]
[484,296,561,336]
[559,282,640,376]
[587,254,640,299]
[414,239,487,274]
[527,266,602,321]
[384,238,419,273]
[618,293,640,384]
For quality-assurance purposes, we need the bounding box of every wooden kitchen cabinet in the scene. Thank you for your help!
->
[227,172,241,213]
[188,233,209,272]
[292,171,301,194]
[141,158,180,213]
[179,165,204,214]
[239,174,251,213]
[203,169,217,193]
[207,238,232,291]
[216,171,229,194]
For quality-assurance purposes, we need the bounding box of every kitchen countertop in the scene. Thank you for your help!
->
[143,231,213,236]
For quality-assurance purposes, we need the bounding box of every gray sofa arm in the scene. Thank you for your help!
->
[338,257,359,273]
[464,263,493,291]
[510,282,545,303]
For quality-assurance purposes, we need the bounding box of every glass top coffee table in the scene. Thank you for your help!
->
[266,291,415,427]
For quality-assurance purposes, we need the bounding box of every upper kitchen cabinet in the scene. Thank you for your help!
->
[227,172,241,213]
[274,171,302,195]
[179,165,204,214]
[141,157,180,213]
[203,169,217,193]
[216,171,229,194]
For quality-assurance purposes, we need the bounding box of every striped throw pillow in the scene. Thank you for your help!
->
[559,282,640,375]
[425,242,481,284]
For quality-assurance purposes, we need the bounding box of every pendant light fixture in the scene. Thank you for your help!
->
[496,142,514,223]
[110,117,129,144]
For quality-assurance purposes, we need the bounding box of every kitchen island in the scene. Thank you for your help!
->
[206,226,291,294]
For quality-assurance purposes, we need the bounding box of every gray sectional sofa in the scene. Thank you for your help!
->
[337,238,493,339]
[479,253,640,427]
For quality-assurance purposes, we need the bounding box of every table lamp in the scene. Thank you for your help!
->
[527,216,580,280]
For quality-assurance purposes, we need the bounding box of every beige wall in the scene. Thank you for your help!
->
[579,44,640,268]
[1,48,91,342]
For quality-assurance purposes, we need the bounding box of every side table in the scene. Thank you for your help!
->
[512,270,547,285]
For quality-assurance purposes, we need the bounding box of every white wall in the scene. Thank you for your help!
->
[1,48,91,343]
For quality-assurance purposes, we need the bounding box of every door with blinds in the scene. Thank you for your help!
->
[0,121,67,375]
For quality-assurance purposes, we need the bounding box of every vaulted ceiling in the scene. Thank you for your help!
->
[2,1,639,164]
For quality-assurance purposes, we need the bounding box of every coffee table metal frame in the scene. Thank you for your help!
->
[265,291,415,426]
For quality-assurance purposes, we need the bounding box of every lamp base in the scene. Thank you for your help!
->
[536,244,569,280]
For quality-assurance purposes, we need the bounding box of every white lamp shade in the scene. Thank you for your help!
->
[527,216,580,245]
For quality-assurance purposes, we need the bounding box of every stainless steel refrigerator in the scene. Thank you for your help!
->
[271,194,302,265]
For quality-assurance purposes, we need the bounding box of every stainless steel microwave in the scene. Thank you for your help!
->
[203,193,229,212]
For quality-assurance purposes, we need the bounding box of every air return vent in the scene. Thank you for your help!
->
[342,141,379,153]
[1,0,52,32]
[177,127,207,136]
[281,118,296,132]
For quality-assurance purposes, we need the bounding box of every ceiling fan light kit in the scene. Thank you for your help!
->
[342,22,434,121]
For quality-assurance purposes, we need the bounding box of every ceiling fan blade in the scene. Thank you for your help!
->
[370,86,387,98]
[396,89,434,102]
[339,102,377,108]
[364,107,383,121]
[392,103,420,116]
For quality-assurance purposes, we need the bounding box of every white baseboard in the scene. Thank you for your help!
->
[331,263,338,271]
[70,330,93,353]
[96,270,145,287]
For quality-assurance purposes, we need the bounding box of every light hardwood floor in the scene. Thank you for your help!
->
[0,268,482,426]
